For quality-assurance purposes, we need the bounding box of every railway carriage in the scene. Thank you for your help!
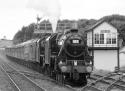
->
[5,29,93,86]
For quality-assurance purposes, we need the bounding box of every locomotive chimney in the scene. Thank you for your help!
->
[70,21,78,33]
[72,21,78,29]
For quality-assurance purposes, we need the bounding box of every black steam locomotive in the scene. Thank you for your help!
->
[5,29,93,86]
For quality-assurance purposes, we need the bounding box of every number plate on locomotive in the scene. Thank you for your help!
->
[72,40,79,44]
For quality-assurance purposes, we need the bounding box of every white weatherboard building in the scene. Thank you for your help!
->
[86,20,119,71]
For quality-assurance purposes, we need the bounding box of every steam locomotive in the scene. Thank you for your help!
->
[5,29,93,86]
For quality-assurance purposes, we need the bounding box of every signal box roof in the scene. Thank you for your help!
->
[85,19,118,33]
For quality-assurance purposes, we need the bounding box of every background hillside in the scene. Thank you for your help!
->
[13,14,125,45]
[0,39,13,48]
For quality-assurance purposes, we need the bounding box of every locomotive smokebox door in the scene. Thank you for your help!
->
[45,37,51,64]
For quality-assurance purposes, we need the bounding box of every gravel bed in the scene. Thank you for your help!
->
[26,75,75,91]
[81,86,101,91]
[2,63,44,91]
[8,62,75,91]
[0,54,75,91]
[0,67,15,91]
[2,52,125,91]
[109,85,125,91]
[94,81,109,90]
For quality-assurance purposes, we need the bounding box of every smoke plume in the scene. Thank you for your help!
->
[27,0,61,33]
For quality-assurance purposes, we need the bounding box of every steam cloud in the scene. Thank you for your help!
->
[27,0,61,33]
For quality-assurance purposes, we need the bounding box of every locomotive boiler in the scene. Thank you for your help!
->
[5,29,93,86]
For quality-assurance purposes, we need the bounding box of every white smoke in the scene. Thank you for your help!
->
[27,0,61,33]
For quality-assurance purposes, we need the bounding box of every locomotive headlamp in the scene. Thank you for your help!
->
[59,61,63,65]
[86,66,92,72]
[89,61,92,65]
[58,61,65,66]
[61,66,67,72]
[85,62,91,65]
[58,40,63,45]
[74,61,77,66]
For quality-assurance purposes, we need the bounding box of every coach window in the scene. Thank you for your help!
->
[112,33,116,44]
[100,34,104,44]
[94,33,99,44]
[106,33,111,44]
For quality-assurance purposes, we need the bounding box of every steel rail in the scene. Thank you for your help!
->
[0,65,21,91]
[2,62,46,91]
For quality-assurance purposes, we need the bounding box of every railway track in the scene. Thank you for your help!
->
[3,61,125,91]
[19,71,77,91]
[3,55,125,91]
[81,72,125,91]
[1,56,77,91]
[0,62,45,91]
[0,65,21,91]
[4,61,76,91]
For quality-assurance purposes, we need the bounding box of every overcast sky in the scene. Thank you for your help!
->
[0,0,125,39]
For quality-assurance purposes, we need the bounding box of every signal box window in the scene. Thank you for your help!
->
[94,34,99,44]
[106,34,111,44]
[112,33,116,44]
[100,34,104,44]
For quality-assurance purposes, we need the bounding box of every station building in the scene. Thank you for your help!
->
[86,20,120,71]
